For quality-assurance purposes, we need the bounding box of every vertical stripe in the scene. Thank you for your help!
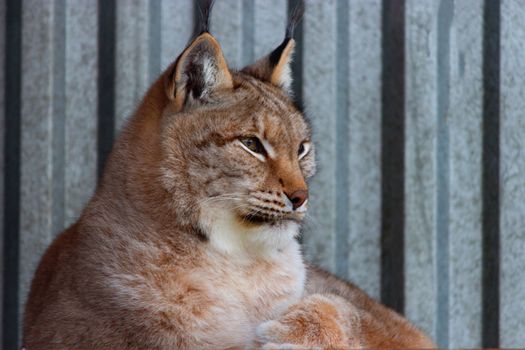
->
[241,0,254,66]
[404,0,439,340]
[499,0,525,346]
[302,0,338,272]
[211,0,243,68]
[346,0,382,300]
[481,0,500,347]
[114,0,152,132]
[64,0,98,226]
[97,0,116,177]
[19,0,60,341]
[17,0,52,326]
[148,0,161,79]
[381,0,405,314]
[252,0,287,62]
[51,0,66,237]
[3,0,21,347]
[448,0,483,347]
[334,0,350,278]
[0,0,6,343]
[160,0,193,71]
[435,0,452,346]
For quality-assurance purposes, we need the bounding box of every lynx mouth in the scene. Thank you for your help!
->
[241,213,277,225]
[238,212,302,226]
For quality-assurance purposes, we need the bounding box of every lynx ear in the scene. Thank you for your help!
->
[165,32,233,111]
[242,39,296,93]
[241,0,304,94]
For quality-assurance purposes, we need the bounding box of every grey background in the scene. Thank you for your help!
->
[2,0,524,348]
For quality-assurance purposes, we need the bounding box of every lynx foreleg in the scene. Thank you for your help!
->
[254,293,363,350]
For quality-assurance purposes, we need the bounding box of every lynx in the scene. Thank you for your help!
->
[24,1,434,349]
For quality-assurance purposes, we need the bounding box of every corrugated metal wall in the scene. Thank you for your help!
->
[1,0,524,348]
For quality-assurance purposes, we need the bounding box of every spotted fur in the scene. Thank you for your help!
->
[23,1,434,349]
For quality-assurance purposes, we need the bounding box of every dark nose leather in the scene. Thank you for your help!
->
[285,190,308,210]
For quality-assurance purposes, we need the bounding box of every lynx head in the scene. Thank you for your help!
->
[158,0,313,252]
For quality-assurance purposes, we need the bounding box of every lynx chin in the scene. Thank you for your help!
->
[23,1,435,349]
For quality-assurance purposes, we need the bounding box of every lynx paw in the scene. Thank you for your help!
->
[255,294,362,350]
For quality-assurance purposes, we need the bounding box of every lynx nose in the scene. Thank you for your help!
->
[285,190,308,210]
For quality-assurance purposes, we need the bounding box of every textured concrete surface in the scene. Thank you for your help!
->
[116,0,195,130]
[64,0,98,227]
[211,0,287,70]
[252,0,287,62]
[20,0,56,326]
[302,0,338,273]
[160,0,193,71]
[500,0,525,346]
[115,0,152,132]
[346,0,382,300]
[447,1,483,347]
[211,0,243,68]
[19,0,98,333]
[404,0,439,341]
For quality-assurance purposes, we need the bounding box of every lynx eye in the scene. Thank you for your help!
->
[240,137,264,153]
[298,141,311,160]
[238,136,267,161]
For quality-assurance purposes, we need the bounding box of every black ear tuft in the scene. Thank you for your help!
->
[240,0,304,93]
[194,0,216,36]
[269,39,292,67]
[268,0,305,67]
[285,0,305,40]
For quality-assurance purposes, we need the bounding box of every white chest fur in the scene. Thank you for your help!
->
[193,207,306,348]
[190,241,305,349]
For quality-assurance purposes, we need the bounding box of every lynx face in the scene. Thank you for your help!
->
[158,31,315,252]
[161,73,315,252]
